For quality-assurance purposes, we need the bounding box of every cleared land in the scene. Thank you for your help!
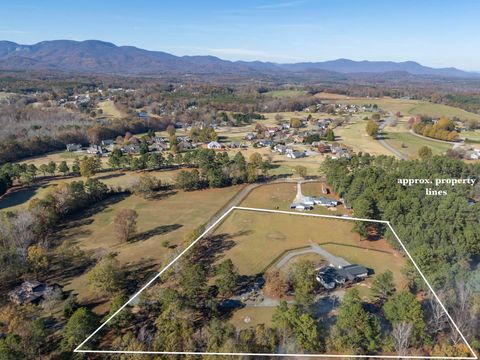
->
[0,168,186,211]
[325,96,480,122]
[61,185,244,307]
[335,120,397,156]
[97,100,125,118]
[212,210,407,299]
[20,150,84,167]
[239,182,348,216]
[462,130,480,142]
[230,306,276,330]
[265,89,307,98]
[383,131,452,159]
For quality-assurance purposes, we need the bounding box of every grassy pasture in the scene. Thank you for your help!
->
[97,100,125,119]
[383,132,452,159]
[61,185,243,305]
[462,130,480,142]
[265,89,307,98]
[0,168,186,211]
[334,119,397,156]
[19,150,85,167]
[327,96,480,122]
[240,182,349,215]
[211,210,407,292]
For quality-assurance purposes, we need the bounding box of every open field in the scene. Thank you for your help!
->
[211,210,407,293]
[61,185,243,307]
[383,131,453,159]
[0,168,186,211]
[265,89,307,98]
[314,92,352,100]
[324,96,480,122]
[229,306,276,330]
[97,99,125,118]
[19,150,85,167]
[239,182,348,216]
[0,91,15,100]
[462,130,480,142]
[334,119,396,156]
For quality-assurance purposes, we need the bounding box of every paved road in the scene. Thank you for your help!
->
[408,129,460,146]
[309,242,351,267]
[378,137,408,160]
[274,243,350,269]
[378,120,409,160]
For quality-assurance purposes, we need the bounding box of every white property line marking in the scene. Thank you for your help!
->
[75,206,478,359]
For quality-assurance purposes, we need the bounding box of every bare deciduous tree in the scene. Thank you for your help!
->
[449,282,475,344]
[427,293,448,336]
[392,321,413,357]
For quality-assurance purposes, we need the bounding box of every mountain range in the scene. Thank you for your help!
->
[0,39,477,79]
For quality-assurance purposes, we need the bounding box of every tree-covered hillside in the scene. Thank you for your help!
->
[322,155,480,288]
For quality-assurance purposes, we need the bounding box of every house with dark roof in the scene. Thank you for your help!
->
[313,196,339,207]
[8,281,62,305]
[316,264,368,290]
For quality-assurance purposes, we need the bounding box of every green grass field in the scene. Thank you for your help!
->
[462,130,480,142]
[383,131,452,159]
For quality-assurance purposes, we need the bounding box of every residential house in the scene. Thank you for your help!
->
[257,140,274,148]
[121,144,140,154]
[316,264,368,290]
[469,148,480,160]
[317,143,331,153]
[290,203,313,211]
[101,139,115,146]
[313,196,339,207]
[87,145,106,155]
[287,151,306,159]
[66,143,82,152]
[266,126,281,135]
[178,139,194,151]
[245,133,256,141]
[274,144,288,154]
[9,281,62,306]
[207,141,223,150]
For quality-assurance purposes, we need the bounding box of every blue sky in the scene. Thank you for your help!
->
[1,0,478,70]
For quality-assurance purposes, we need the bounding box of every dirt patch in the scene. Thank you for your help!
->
[266,231,287,240]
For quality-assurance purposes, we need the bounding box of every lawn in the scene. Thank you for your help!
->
[240,182,349,215]
[61,185,244,306]
[20,150,84,167]
[211,210,407,293]
[383,131,453,159]
[97,100,125,119]
[462,130,480,142]
[334,119,397,156]
[229,306,276,330]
